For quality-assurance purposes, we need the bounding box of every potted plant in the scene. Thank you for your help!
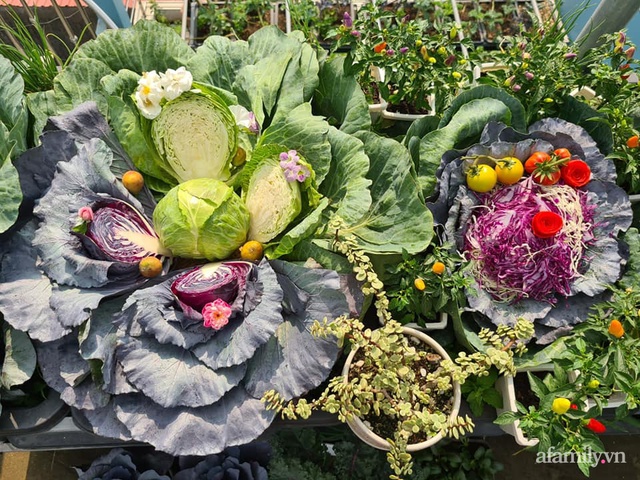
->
[494,363,554,447]
[495,366,611,477]
[385,241,470,330]
[262,315,534,479]
[556,282,640,414]
[331,1,475,121]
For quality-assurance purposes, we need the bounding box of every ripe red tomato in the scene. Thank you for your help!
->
[553,148,571,160]
[524,151,551,174]
[532,170,561,185]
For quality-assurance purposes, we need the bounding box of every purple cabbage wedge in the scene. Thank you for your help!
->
[0,105,170,342]
[47,259,357,456]
[429,119,633,344]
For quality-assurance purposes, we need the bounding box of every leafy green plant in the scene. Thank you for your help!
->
[0,6,87,93]
[268,426,504,480]
[461,368,503,417]
[385,242,471,327]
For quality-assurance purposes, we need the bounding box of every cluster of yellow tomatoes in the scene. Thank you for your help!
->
[465,156,524,193]
[465,148,575,193]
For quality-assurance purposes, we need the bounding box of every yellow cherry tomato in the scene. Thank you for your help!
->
[122,170,144,195]
[495,157,524,185]
[239,240,264,262]
[466,164,497,193]
[139,256,163,278]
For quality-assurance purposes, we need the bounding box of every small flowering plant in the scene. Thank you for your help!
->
[385,241,472,327]
[333,2,474,112]
[554,283,640,418]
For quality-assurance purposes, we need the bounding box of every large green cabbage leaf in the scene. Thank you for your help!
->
[0,56,28,234]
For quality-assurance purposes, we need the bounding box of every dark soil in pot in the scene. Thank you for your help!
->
[513,370,548,409]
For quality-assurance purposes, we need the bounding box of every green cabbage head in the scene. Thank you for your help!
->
[241,145,309,243]
[151,85,238,182]
[153,179,250,260]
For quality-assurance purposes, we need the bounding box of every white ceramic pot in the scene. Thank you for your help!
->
[341,326,461,451]
[495,364,554,447]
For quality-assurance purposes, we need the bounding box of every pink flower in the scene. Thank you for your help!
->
[202,299,232,330]
[279,149,310,182]
[524,71,535,80]
[512,84,522,92]
[351,30,361,38]
[78,206,94,222]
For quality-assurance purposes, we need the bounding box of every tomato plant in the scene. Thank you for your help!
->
[524,151,551,174]
[466,165,497,192]
[495,157,524,185]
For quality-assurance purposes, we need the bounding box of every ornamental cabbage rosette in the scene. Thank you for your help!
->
[0,108,170,342]
[38,259,356,455]
[429,119,633,344]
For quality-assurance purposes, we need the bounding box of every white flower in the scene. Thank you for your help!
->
[160,66,193,101]
[135,90,162,119]
[135,71,164,119]
[229,104,260,134]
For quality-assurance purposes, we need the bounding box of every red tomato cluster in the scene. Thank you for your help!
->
[524,148,591,187]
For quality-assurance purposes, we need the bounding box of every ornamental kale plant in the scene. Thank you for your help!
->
[0,318,37,417]
[75,448,171,480]
[429,117,633,344]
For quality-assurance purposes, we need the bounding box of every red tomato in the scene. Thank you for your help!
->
[553,148,571,160]
[524,152,551,174]
[532,170,561,185]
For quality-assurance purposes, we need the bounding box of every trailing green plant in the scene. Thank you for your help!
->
[262,309,533,479]
[385,242,471,327]
[0,6,87,93]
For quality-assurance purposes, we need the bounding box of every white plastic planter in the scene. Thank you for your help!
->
[495,364,554,446]
[404,312,449,331]
[368,66,387,123]
[342,326,462,451]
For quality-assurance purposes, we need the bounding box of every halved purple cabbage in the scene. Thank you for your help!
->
[77,199,164,265]
[429,119,633,344]
[171,261,253,318]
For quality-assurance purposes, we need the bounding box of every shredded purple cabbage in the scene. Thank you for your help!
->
[464,178,596,304]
